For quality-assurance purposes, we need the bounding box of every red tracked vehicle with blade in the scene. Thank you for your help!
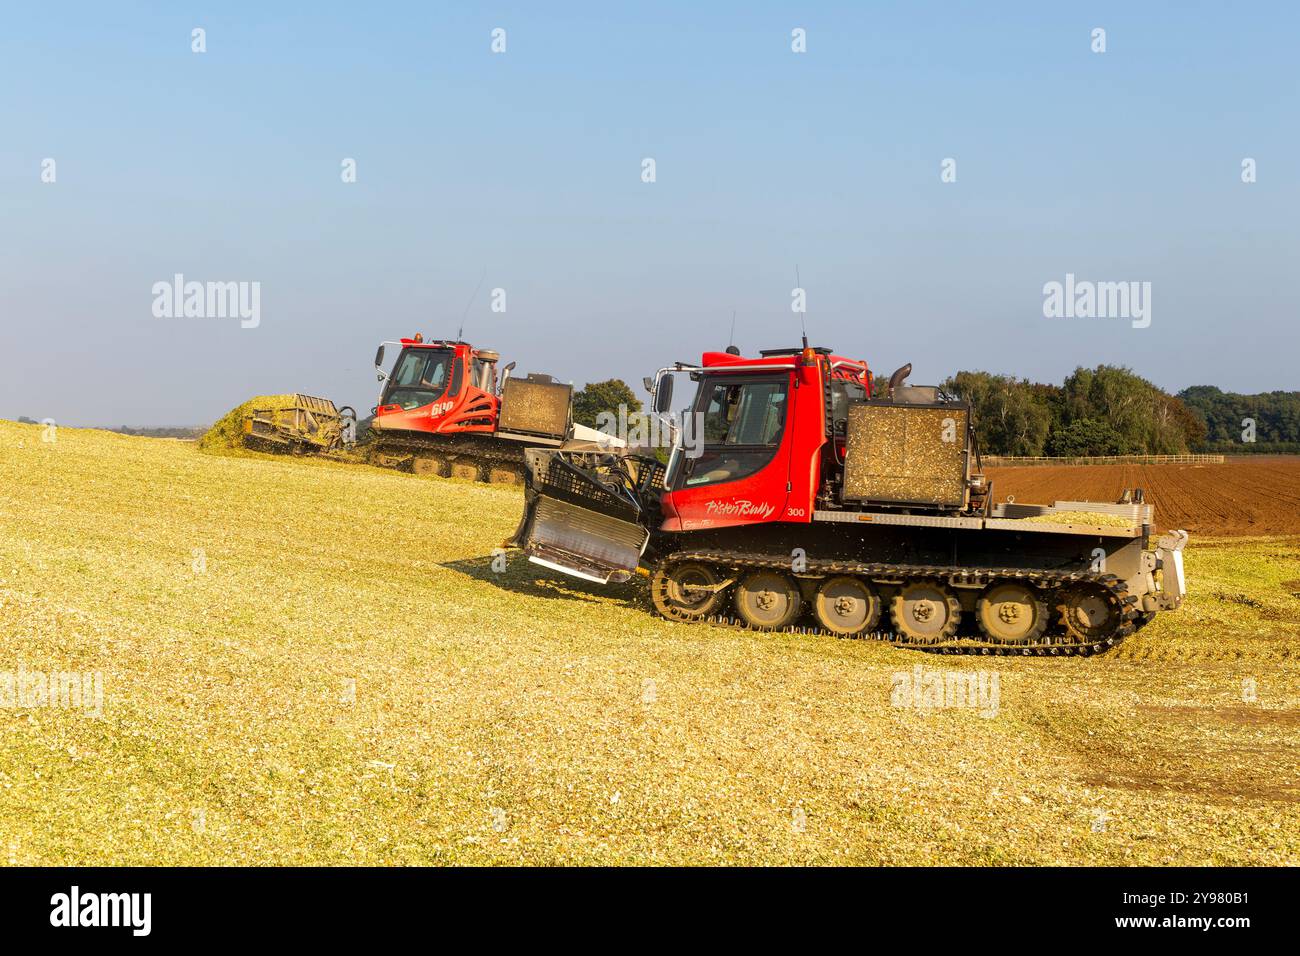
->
[368,335,612,483]
[507,343,1188,655]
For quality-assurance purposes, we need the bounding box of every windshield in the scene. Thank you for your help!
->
[384,348,453,410]
[678,374,789,487]
[701,379,787,445]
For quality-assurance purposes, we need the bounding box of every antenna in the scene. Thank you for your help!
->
[796,265,808,348]
[724,310,740,355]
[456,269,487,343]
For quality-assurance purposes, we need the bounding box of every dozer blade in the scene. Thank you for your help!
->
[510,449,649,584]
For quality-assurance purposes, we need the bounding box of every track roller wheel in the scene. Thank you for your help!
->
[976,581,1049,644]
[449,458,483,482]
[734,571,802,630]
[411,455,449,477]
[890,581,961,643]
[651,562,725,622]
[488,464,524,485]
[1056,583,1122,642]
[813,576,881,635]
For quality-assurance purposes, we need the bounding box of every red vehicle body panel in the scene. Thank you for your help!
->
[659,349,870,534]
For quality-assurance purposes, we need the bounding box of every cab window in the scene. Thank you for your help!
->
[830,379,866,431]
[448,354,464,397]
[684,376,789,487]
[384,349,452,410]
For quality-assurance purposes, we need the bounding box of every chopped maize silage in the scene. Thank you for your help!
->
[1023,510,1135,528]
[0,419,1297,865]
[198,395,298,455]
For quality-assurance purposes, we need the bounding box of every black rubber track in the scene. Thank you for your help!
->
[651,549,1143,657]
[368,432,530,480]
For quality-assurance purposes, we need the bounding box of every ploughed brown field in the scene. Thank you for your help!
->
[985,457,1300,536]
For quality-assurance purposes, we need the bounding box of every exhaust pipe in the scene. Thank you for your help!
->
[887,363,912,395]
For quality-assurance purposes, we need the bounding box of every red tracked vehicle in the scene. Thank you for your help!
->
[508,343,1188,655]
[369,335,610,483]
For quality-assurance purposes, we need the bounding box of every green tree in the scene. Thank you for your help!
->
[1178,385,1300,449]
[1160,396,1207,450]
[1045,418,1126,456]
[943,371,1052,456]
[1057,365,1191,454]
[572,379,641,429]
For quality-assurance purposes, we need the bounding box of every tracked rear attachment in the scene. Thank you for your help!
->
[242,394,356,454]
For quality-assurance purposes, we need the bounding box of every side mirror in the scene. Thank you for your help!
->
[374,344,386,368]
[642,376,655,394]
[654,375,674,414]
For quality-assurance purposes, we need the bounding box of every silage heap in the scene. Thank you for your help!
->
[198,395,297,455]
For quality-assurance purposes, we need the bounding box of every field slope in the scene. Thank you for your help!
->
[1,421,1297,865]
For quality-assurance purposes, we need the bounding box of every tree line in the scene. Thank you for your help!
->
[569,370,1300,457]
[1177,385,1300,453]
[939,367,1300,457]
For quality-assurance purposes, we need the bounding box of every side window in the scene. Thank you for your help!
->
[685,377,789,487]
[448,355,464,397]
[830,380,865,430]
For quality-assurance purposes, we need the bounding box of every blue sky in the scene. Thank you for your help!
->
[2,1,1296,425]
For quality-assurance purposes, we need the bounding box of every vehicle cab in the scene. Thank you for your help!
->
[652,347,870,532]
[372,336,501,435]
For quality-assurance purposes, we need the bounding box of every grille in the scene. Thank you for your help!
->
[842,402,969,507]
[539,458,641,523]
[498,377,571,438]
[637,460,667,495]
